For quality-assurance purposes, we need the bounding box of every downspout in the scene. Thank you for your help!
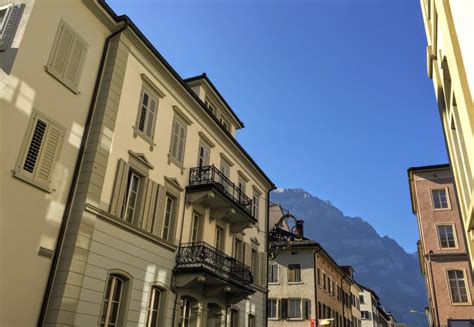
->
[37,20,128,326]
[171,193,189,327]
[426,251,441,327]
[313,246,321,324]
[265,189,271,327]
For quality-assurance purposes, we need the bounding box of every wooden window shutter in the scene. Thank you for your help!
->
[0,4,23,51]
[177,123,186,163]
[48,21,88,90]
[152,184,166,237]
[110,159,129,217]
[16,112,65,191]
[34,121,64,186]
[141,179,158,232]
[244,242,252,267]
[146,97,157,138]
[63,34,87,88]
[170,121,180,159]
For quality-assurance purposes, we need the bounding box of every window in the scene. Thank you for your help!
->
[162,195,175,241]
[251,248,258,278]
[448,270,469,304]
[197,142,210,167]
[100,275,125,327]
[361,311,371,320]
[248,314,256,327]
[303,299,311,319]
[328,277,332,294]
[14,111,65,192]
[317,268,321,286]
[438,224,457,249]
[136,87,158,142]
[146,287,161,327]
[178,297,191,327]
[123,171,141,224]
[359,295,364,304]
[219,158,231,191]
[288,299,302,319]
[169,118,187,166]
[215,226,224,251]
[268,262,279,283]
[229,309,239,327]
[267,299,277,319]
[252,191,260,219]
[332,281,335,297]
[46,20,88,92]
[432,189,449,209]
[191,212,202,242]
[323,272,327,290]
[288,264,301,283]
[0,3,23,51]
[234,238,243,262]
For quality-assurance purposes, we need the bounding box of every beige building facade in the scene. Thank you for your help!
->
[408,164,474,326]
[1,1,274,326]
[419,0,474,272]
[1,0,115,325]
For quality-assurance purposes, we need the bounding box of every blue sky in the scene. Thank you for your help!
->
[107,0,447,253]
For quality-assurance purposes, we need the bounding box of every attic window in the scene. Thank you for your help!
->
[204,98,216,115]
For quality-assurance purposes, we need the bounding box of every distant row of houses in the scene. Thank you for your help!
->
[266,205,403,327]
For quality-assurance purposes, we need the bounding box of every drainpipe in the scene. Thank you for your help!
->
[37,19,129,326]
[265,189,271,327]
[426,250,440,327]
[313,246,322,324]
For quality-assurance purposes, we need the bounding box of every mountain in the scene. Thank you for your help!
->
[271,188,427,327]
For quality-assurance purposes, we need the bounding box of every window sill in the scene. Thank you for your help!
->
[167,154,185,174]
[44,66,80,95]
[12,169,52,193]
[132,126,155,151]
[288,281,304,285]
[268,282,280,285]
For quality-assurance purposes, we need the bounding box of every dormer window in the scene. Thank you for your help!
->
[220,116,230,131]
[204,98,216,115]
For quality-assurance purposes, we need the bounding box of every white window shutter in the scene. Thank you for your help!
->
[170,121,180,159]
[152,184,166,237]
[146,98,157,138]
[0,4,23,51]
[63,34,88,88]
[34,122,64,186]
[141,179,158,232]
[22,118,48,178]
[177,123,186,163]
[49,24,74,78]
[110,159,130,217]
[138,92,148,133]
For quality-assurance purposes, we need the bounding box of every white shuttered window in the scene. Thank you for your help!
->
[136,88,158,141]
[15,111,65,191]
[47,20,88,92]
[169,118,187,165]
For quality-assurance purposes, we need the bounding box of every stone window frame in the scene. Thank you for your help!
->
[435,222,459,250]
[268,261,279,285]
[430,187,451,211]
[161,176,183,244]
[99,269,133,327]
[446,268,472,305]
[133,74,165,150]
[145,282,170,327]
[267,298,278,320]
[287,264,302,284]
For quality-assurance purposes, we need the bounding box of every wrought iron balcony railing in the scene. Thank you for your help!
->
[175,242,253,286]
[188,165,253,216]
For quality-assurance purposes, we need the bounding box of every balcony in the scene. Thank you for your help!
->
[186,165,256,232]
[173,242,254,302]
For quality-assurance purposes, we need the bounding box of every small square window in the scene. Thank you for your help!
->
[432,189,449,209]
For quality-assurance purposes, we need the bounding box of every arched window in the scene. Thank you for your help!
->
[146,286,162,327]
[448,269,469,304]
[229,308,239,327]
[100,274,126,327]
[178,297,192,327]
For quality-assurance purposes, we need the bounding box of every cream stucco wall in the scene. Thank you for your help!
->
[0,0,112,325]
[420,0,474,272]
